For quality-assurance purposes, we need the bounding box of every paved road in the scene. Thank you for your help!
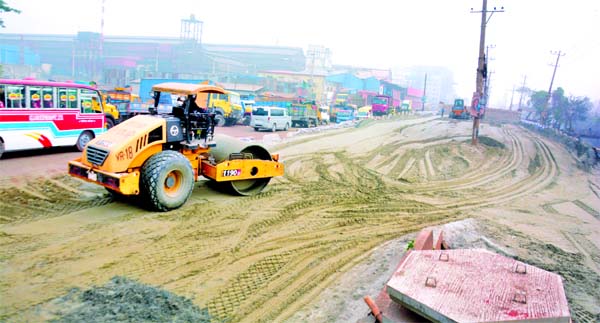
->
[0,124,296,185]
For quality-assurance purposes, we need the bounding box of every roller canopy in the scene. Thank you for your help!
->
[151,82,227,95]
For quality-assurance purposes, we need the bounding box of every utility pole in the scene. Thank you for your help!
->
[483,44,494,107]
[517,75,527,111]
[99,0,105,83]
[542,50,565,125]
[485,70,493,106]
[422,73,427,111]
[508,84,515,111]
[470,0,503,145]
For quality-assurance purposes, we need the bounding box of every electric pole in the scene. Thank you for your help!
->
[485,70,493,106]
[422,73,427,111]
[483,44,495,108]
[509,84,515,110]
[99,0,105,83]
[542,50,565,125]
[470,0,503,145]
[517,75,527,111]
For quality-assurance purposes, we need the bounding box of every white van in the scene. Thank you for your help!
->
[250,106,291,132]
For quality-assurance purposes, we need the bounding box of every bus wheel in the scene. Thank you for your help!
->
[140,151,194,211]
[76,131,94,151]
[105,117,115,130]
[214,114,226,127]
[0,139,4,159]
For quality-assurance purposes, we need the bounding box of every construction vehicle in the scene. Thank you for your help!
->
[196,90,243,127]
[98,87,149,128]
[450,98,470,119]
[68,82,284,211]
[139,79,243,127]
[92,96,119,129]
[400,100,412,114]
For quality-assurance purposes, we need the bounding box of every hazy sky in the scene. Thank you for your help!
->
[2,0,599,106]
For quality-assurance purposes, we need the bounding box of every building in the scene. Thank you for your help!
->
[394,66,456,109]
[0,32,306,88]
[258,70,327,103]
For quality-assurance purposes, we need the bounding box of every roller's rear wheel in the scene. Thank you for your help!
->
[140,151,195,211]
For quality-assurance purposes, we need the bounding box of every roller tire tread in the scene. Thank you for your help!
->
[140,150,194,212]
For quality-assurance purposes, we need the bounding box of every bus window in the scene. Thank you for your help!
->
[42,87,54,108]
[0,85,5,108]
[80,89,101,114]
[58,88,78,109]
[29,86,42,108]
[6,85,25,108]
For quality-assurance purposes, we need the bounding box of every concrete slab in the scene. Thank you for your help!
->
[386,249,571,322]
[413,229,433,250]
[434,231,444,250]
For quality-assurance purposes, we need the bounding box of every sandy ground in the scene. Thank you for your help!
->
[0,116,599,322]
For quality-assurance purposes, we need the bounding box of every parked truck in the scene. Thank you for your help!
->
[331,104,356,123]
[371,95,393,117]
[289,101,318,128]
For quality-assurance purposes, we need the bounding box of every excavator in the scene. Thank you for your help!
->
[68,82,284,211]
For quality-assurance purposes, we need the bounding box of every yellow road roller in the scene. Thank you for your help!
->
[68,82,284,211]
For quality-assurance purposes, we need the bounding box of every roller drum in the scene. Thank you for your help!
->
[210,134,273,196]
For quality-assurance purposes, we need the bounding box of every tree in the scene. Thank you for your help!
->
[565,96,592,132]
[528,90,548,121]
[0,0,20,28]
[549,87,568,129]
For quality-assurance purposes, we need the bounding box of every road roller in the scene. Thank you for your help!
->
[68,82,284,211]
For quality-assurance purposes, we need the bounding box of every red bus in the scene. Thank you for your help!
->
[0,79,106,158]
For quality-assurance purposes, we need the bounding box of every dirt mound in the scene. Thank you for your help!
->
[2,118,598,322]
[49,276,211,323]
[478,135,506,149]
